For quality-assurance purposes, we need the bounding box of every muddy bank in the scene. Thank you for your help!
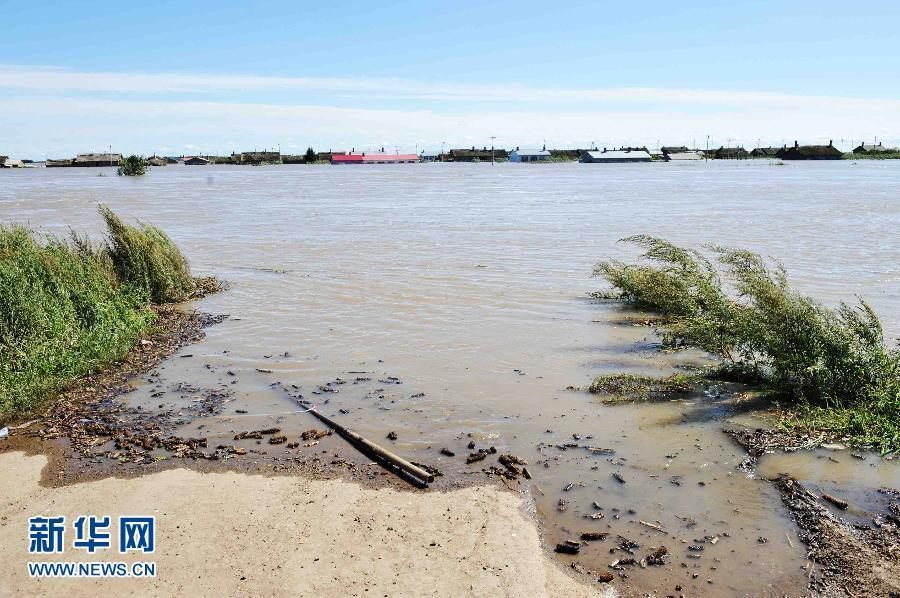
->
[727,428,900,597]
[0,452,606,598]
[1,303,522,495]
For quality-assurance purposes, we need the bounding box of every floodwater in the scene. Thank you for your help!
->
[2,161,898,596]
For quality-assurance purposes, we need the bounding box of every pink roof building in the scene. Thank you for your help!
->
[331,153,419,164]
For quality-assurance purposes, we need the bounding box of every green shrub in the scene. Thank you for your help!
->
[0,226,153,420]
[100,205,195,303]
[0,207,207,421]
[594,236,899,450]
[305,147,317,163]
[117,155,148,176]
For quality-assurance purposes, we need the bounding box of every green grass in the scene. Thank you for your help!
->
[593,235,900,452]
[100,205,195,303]
[0,207,199,423]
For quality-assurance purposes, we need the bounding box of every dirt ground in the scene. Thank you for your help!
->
[0,451,610,597]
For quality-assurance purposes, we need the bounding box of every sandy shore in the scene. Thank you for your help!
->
[0,451,606,597]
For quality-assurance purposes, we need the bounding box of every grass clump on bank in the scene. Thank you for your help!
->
[0,207,201,422]
[593,235,900,452]
[100,206,195,303]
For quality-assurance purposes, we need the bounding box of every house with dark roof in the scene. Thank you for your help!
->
[45,158,74,167]
[448,147,509,162]
[73,153,122,167]
[714,146,749,160]
[852,142,896,154]
[183,156,211,165]
[776,140,843,160]
[750,147,780,158]
[237,151,281,165]
[660,146,690,156]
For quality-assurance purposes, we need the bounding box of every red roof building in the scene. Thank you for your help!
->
[331,153,419,164]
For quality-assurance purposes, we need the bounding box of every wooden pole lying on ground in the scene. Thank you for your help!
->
[305,407,435,488]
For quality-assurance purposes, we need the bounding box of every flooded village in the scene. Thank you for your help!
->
[3,139,900,168]
[2,2,899,597]
[2,158,898,597]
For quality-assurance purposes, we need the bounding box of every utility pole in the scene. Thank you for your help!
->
[705,135,709,161]
[490,136,496,165]
[441,141,446,162]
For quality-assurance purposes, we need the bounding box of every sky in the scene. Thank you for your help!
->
[1,0,898,158]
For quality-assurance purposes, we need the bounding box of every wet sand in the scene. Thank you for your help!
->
[0,451,608,597]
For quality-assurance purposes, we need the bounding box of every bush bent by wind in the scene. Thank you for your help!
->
[100,205,195,303]
[594,235,899,451]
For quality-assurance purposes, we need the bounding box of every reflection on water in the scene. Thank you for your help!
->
[2,161,898,596]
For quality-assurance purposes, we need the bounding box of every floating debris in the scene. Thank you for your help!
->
[554,541,581,555]
[234,428,280,440]
[822,493,849,510]
[300,429,330,441]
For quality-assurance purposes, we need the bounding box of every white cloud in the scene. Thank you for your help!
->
[0,65,897,156]
[2,65,900,110]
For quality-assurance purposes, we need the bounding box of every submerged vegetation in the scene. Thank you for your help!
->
[587,373,693,402]
[0,207,204,422]
[593,235,899,452]
[117,155,148,176]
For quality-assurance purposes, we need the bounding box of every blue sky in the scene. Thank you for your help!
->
[1,0,898,157]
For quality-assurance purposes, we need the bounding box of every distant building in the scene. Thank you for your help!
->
[183,156,210,165]
[448,147,509,162]
[750,147,780,158]
[317,151,344,162]
[331,153,419,164]
[146,156,167,167]
[281,155,306,164]
[0,156,25,168]
[776,140,843,161]
[714,146,749,160]
[666,151,704,160]
[580,149,652,163]
[73,153,122,167]
[237,151,281,165]
[509,147,551,163]
[660,146,690,156]
[853,142,895,154]
[46,158,74,168]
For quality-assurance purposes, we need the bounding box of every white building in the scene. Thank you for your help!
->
[509,148,551,163]
[580,150,652,163]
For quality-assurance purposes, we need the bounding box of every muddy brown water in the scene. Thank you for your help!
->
[2,161,898,596]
